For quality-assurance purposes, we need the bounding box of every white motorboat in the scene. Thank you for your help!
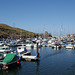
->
[0,45,12,57]
[26,42,34,48]
[52,41,61,49]
[66,44,74,49]
[17,46,31,56]
[47,40,52,47]
[0,45,12,53]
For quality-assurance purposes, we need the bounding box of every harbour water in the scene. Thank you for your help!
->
[1,47,75,75]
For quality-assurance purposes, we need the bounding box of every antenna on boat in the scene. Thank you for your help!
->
[52,24,54,37]
[60,24,63,38]
[12,23,15,40]
[20,31,22,39]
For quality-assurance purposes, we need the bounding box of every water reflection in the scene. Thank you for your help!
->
[52,47,61,50]
[0,64,21,75]
[1,47,75,75]
[20,60,40,75]
[36,61,40,72]
[66,49,72,51]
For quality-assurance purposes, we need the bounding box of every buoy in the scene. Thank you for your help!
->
[17,61,19,64]
[6,66,8,69]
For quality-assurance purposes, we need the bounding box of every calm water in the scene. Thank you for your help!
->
[1,47,75,75]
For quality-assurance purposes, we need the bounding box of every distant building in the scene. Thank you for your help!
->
[43,31,52,39]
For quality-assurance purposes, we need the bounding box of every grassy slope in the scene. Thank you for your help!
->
[0,23,35,38]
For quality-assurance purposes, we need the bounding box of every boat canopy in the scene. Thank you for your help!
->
[3,54,16,63]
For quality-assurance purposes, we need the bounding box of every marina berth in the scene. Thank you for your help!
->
[0,54,21,70]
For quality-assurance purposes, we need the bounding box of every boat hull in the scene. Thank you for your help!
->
[0,56,21,70]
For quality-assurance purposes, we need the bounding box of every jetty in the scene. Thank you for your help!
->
[21,43,40,61]
[22,55,39,61]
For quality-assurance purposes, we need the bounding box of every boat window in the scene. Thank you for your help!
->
[2,48,5,50]
[19,48,21,49]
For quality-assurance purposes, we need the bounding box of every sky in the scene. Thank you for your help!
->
[0,0,75,36]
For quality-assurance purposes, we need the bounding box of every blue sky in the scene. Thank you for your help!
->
[0,0,75,36]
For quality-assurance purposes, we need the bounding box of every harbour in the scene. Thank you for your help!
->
[0,0,75,74]
[0,45,75,75]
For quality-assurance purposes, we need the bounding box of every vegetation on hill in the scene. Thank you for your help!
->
[0,23,36,38]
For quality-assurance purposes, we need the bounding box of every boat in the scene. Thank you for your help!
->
[17,46,31,59]
[9,42,17,47]
[34,43,42,48]
[41,41,47,47]
[26,42,34,48]
[17,44,40,61]
[74,44,75,49]
[52,41,61,49]
[0,45,12,53]
[52,44,61,49]
[51,41,56,47]
[22,55,39,61]
[47,40,52,47]
[0,41,6,46]
[0,54,21,70]
[0,53,4,60]
[66,44,74,49]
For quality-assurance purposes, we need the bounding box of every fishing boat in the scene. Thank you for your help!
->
[0,54,21,70]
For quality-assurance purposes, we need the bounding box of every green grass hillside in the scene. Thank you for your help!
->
[0,23,36,38]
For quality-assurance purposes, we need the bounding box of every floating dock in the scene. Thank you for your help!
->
[22,55,39,61]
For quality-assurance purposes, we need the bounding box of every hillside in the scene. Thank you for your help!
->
[0,23,36,38]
